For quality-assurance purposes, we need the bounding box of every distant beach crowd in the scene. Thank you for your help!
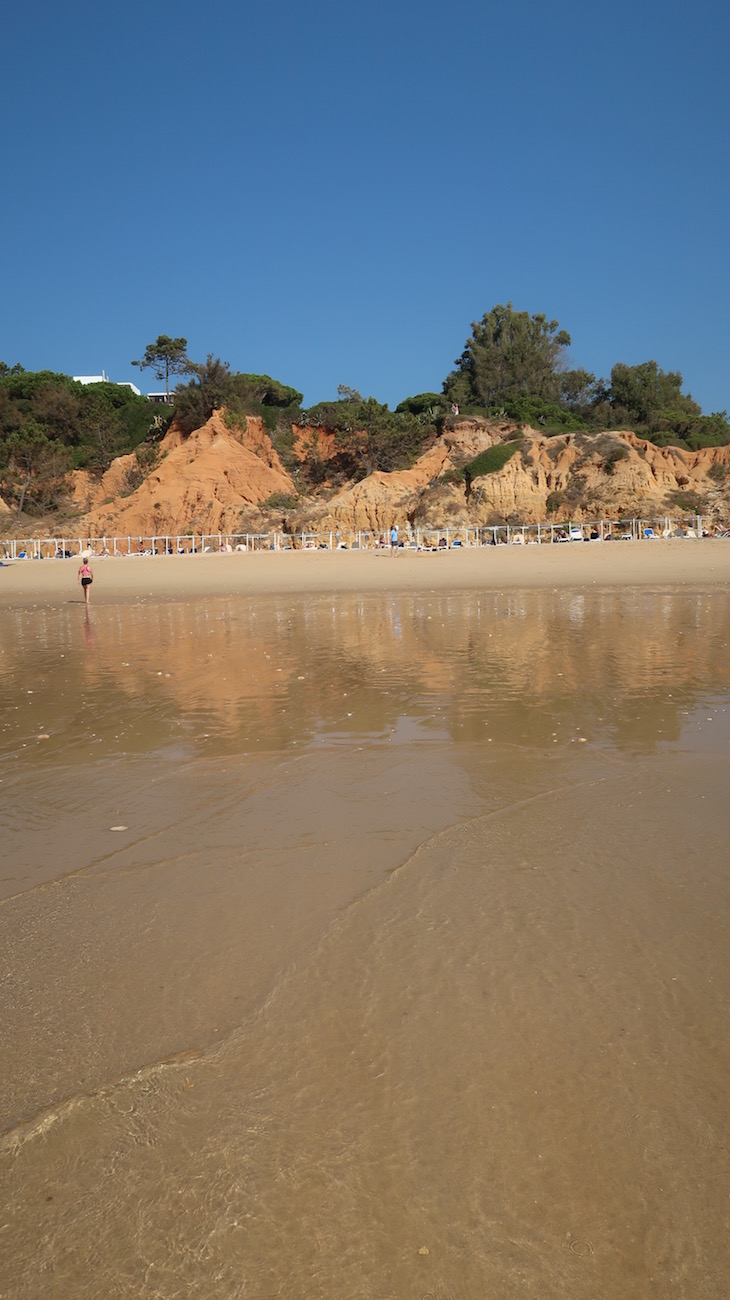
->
[3,514,729,563]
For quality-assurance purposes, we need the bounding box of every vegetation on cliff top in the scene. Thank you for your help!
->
[1,304,728,516]
[444,305,728,449]
[131,335,195,398]
[0,370,157,514]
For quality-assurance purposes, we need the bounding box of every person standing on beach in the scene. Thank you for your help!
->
[78,556,94,605]
[390,524,399,555]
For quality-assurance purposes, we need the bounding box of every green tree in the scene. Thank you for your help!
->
[333,395,428,477]
[30,380,81,443]
[443,304,571,411]
[174,355,232,435]
[173,362,304,438]
[300,389,430,477]
[560,368,599,411]
[607,361,700,426]
[0,370,158,472]
[132,334,194,397]
[237,373,303,408]
[501,395,587,433]
[395,392,446,423]
[3,422,71,515]
[77,383,158,467]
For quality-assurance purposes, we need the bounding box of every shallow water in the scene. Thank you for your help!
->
[1,589,729,1298]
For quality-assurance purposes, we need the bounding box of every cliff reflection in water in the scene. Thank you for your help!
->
[2,585,730,1300]
[2,587,728,764]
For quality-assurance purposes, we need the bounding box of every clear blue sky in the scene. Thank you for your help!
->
[2,0,728,413]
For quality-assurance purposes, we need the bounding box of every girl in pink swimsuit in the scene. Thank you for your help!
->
[78,559,94,605]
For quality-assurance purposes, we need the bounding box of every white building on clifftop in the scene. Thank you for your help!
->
[73,371,142,396]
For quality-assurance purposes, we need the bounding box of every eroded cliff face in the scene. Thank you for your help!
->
[463,429,730,527]
[71,411,296,538]
[288,423,730,532]
[64,415,730,539]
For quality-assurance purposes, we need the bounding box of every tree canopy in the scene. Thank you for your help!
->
[301,389,432,478]
[0,371,157,514]
[131,335,194,396]
[608,360,696,421]
[439,303,728,448]
[174,361,304,437]
[443,304,571,411]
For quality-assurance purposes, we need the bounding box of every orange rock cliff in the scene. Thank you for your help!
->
[60,411,730,538]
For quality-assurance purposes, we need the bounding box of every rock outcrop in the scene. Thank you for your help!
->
[28,414,730,540]
[462,429,730,526]
[73,411,296,538]
[288,423,730,533]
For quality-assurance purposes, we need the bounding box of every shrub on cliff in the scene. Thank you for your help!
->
[464,443,520,480]
[174,362,302,437]
[395,393,447,425]
[300,391,432,479]
[668,488,708,513]
[603,446,630,475]
[500,395,587,433]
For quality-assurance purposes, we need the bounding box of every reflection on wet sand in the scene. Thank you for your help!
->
[3,588,729,764]
[1,590,729,1298]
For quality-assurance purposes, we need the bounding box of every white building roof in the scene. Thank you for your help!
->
[73,374,142,397]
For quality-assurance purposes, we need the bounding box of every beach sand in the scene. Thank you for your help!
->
[1,545,729,1298]
[1,536,730,606]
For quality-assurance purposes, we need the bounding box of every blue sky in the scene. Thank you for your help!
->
[2,0,728,413]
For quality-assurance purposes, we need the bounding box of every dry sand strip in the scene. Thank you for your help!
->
[1,539,730,607]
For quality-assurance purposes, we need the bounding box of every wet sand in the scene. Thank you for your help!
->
[1,575,729,1297]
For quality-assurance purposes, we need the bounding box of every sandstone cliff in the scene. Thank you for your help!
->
[461,428,730,528]
[71,411,296,538]
[55,414,730,540]
[287,422,730,533]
